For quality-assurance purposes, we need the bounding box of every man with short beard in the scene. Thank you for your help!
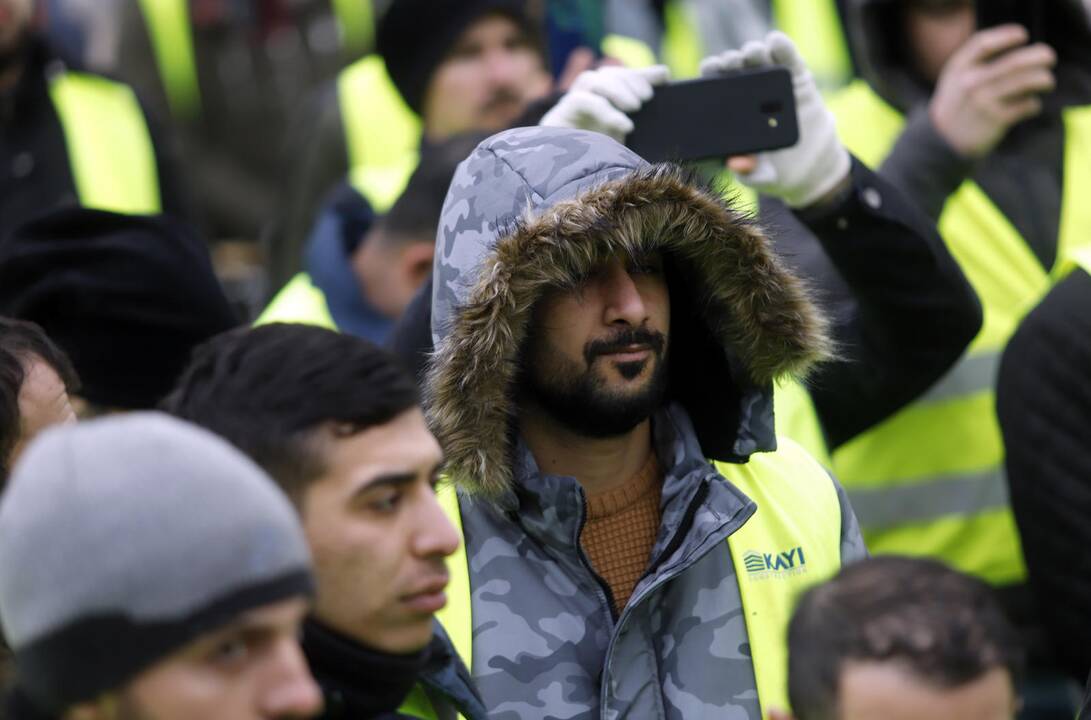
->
[421,126,868,719]
[0,0,188,240]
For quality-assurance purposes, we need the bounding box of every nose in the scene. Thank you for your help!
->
[260,641,324,718]
[601,259,648,327]
[411,486,462,560]
[485,45,519,87]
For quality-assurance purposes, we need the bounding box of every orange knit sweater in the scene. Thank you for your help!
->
[581,452,663,613]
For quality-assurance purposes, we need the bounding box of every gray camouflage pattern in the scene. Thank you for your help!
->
[428,128,867,718]
[460,404,866,719]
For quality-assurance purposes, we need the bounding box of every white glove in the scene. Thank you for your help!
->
[540,65,671,142]
[700,32,851,208]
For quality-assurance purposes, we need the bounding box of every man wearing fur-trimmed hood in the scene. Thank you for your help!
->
[422,125,867,720]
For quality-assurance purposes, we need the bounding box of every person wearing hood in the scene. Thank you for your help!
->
[164,323,488,720]
[763,0,1091,686]
[414,121,867,719]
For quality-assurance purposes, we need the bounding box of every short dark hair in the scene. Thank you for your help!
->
[377,131,489,246]
[0,317,79,487]
[787,556,1024,720]
[162,323,421,501]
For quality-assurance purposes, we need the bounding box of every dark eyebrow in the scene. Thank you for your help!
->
[352,462,444,499]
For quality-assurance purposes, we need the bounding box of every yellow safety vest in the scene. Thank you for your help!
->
[401,438,845,720]
[255,273,337,329]
[139,0,374,120]
[338,55,422,214]
[779,80,1091,586]
[47,70,161,215]
[773,0,853,92]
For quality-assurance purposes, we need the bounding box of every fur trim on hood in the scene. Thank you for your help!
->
[426,128,830,498]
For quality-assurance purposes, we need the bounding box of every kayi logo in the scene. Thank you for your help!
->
[743,547,807,579]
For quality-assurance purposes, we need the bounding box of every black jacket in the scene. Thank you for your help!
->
[0,36,190,243]
[304,619,488,720]
[763,157,982,449]
[998,268,1091,682]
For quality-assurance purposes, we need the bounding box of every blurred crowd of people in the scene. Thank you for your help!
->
[1,0,1091,718]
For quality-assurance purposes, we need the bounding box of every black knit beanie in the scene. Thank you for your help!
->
[377,0,543,115]
[0,208,238,410]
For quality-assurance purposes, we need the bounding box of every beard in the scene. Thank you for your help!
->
[521,327,669,438]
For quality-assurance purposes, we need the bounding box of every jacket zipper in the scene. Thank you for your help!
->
[598,474,755,719]
[574,486,620,623]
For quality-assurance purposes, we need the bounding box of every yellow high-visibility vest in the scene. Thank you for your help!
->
[401,438,845,720]
[255,273,337,330]
[773,0,854,92]
[779,80,1091,585]
[338,55,422,214]
[47,70,161,215]
[139,0,375,120]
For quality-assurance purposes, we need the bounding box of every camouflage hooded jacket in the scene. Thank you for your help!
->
[425,127,867,720]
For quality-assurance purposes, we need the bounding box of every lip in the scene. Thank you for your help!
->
[601,345,651,362]
[401,589,448,614]
[400,575,450,614]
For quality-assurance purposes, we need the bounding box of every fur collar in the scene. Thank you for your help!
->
[426,164,830,498]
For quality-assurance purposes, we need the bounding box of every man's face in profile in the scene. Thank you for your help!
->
[521,252,671,438]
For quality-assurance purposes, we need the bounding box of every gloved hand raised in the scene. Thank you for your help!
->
[701,32,851,209]
[540,65,671,142]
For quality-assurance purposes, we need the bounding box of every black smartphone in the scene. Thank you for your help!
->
[625,67,798,163]
[976,0,1045,44]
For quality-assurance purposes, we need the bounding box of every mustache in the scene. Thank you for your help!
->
[584,328,666,364]
[480,87,523,114]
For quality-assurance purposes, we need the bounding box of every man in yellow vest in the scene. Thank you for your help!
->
[778,556,1024,720]
[275,0,553,291]
[165,323,488,719]
[0,0,187,241]
[772,0,1090,639]
[763,0,1091,709]
[420,124,865,719]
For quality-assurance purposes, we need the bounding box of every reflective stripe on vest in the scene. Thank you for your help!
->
[48,71,161,215]
[793,81,1091,584]
[401,438,843,719]
[137,0,201,119]
[255,273,338,329]
[338,55,421,213]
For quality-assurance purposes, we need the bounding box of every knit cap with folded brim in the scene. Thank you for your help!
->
[0,413,314,714]
[378,0,542,115]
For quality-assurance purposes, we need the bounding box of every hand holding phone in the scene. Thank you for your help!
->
[624,68,800,163]
[696,31,851,209]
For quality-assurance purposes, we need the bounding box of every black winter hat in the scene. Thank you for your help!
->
[377,0,542,116]
[0,209,238,410]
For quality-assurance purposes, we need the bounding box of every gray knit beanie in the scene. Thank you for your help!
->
[0,413,314,713]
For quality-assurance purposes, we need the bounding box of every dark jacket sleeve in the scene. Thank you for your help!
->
[763,156,982,450]
[998,268,1091,683]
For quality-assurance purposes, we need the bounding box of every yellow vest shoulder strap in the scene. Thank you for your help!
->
[137,0,201,119]
[717,439,843,718]
[48,70,161,215]
[337,55,421,213]
[255,273,338,330]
